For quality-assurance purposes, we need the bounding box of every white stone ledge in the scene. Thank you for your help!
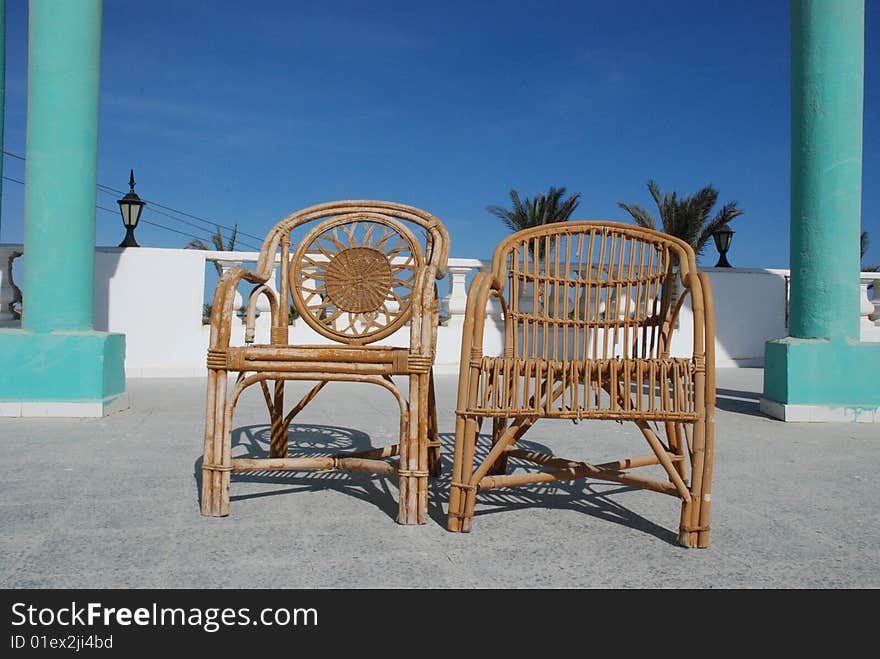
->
[0,393,130,418]
[760,398,879,423]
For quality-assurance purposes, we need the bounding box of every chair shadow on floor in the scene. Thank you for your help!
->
[194,423,401,520]
[428,433,678,545]
[193,424,679,545]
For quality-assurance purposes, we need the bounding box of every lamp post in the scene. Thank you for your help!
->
[712,226,734,267]
[117,169,145,247]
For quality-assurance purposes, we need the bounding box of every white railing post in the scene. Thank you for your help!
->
[0,246,23,324]
[215,258,245,320]
[442,262,475,326]
[860,281,873,324]
[254,262,277,318]
[859,274,880,341]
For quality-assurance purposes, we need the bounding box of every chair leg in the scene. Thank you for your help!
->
[269,380,286,458]
[201,369,231,517]
[678,498,696,548]
[417,372,430,523]
[697,409,714,549]
[397,373,428,525]
[274,380,328,458]
[448,414,480,533]
[487,417,509,476]
[427,371,441,478]
[666,420,698,546]
[665,421,687,482]
[677,414,710,549]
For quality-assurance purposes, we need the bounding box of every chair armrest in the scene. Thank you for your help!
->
[696,271,716,405]
[208,266,269,349]
[243,284,281,344]
[459,271,507,363]
[409,263,449,358]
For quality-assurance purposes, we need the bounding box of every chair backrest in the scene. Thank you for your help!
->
[489,221,697,361]
[256,201,449,346]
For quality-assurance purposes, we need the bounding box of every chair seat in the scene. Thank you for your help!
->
[219,344,430,376]
[463,356,699,421]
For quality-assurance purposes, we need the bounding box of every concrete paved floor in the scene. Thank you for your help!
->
[1,369,877,588]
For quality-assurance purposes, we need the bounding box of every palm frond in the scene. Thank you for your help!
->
[622,180,744,261]
[486,204,518,233]
[558,195,581,221]
[647,180,663,208]
[617,202,656,230]
[488,186,581,234]
[211,228,225,252]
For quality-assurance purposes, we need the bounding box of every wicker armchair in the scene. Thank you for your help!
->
[201,201,449,525]
[447,222,716,547]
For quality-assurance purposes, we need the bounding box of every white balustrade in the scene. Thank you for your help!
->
[214,259,246,318]
[255,271,276,316]
[0,246,23,325]
[860,274,880,340]
[2,244,879,374]
[442,259,485,325]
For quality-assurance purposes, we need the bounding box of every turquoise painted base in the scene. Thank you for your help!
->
[0,329,126,401]
[763,337,880,407]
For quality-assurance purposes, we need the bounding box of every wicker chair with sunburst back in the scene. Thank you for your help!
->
[447,221,716,547]
[201,200,449,524]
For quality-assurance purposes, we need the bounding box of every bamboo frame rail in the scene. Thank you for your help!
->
[201,201,449,524]
[447,221,716,548]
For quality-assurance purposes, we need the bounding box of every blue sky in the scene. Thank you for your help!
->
[1,0,879,268]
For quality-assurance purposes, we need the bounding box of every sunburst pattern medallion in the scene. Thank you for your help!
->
[290,215,424,343]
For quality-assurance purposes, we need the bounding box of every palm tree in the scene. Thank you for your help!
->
[186,225,238,276]
[487,186,581,233]
[618,180,743,260]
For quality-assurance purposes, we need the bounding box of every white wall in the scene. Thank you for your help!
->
[668,268,789,367]
[3,246,875,376]
[94,247,208,376]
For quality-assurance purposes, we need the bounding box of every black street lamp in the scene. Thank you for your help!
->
[712,226,735,268]
[117,170,145,247]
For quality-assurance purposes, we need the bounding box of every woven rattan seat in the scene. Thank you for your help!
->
[201,201,449,524]
[447,222,716,547]
[466,356,698,420]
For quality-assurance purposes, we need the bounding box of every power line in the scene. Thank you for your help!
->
[6,175,260,248]
[95,184,264,249]
[95,204,216,243]
[94,182,265,243]
[95,188,263,250]
[4,148,266,244]
[140,210,262,249]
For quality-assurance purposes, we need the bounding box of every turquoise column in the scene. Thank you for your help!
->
[762,0,880,421]
[0,0,126,416]
[23,0,101,331]
[788,0,862,341]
